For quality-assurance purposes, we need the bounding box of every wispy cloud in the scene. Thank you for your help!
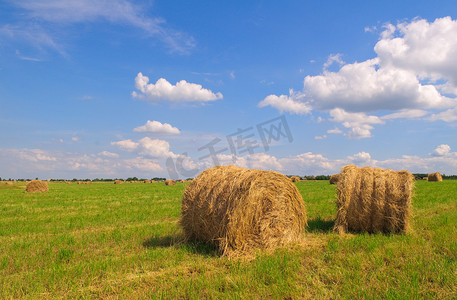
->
[3,0,195,55]
[15,50,42,62]
[0,24,66,57]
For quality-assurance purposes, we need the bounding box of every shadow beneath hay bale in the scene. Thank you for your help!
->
[307,218,334,233]
[142,235,177,248]
[142,235,218,257]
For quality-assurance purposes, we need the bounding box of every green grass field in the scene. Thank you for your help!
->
[1,180,456,299]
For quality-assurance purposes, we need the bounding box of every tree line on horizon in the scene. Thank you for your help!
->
[2,173,457,182]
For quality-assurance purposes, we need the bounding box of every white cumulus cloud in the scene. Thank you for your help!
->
[111,139,139,152]
[427,107,457,122]
[348,152,374,165]
[259,17,457,139]
[323,53,345,70]
[137,137,176,158]
[303,58,451,112]
[375,17,457,87]
[112,137,177,158]
[431,144,452,156]
[327,127,343,134]
[258,89,311,115]
[133,120,180,135]
[132,72,223,103]
[329,108,384,139]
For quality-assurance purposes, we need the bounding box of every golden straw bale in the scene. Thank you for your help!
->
[427,172,443,182]
[333,165,414,234]
[5,181,13,186]
[114,180,123,184]
[144,180,151,183]
[181,165,307,256]
[25,180,48,193]
[329,174,340,185]
[290,176,300,182]
[165,179,176,186]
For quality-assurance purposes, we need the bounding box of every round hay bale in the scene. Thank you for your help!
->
[329,174,340,185]
[427,172,442,182]
[290,176,300,182]
[181,165,307,256]
[25,180,48,193]
[114,180,123,184]
[333,165,414,234]
[5,181,13,186]
[165,179,176,186]
[85,181,92,184]
[144,180,151,183]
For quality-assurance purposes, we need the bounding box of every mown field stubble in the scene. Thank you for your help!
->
[0,180,456,298]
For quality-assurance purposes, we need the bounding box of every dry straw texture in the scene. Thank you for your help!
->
[114,180,123,184]
[25,180,48,193]
[290,176,301,182]
[181,165,307,256]
[333,165,414,234]
[165,179,176,186]
[329,174,340,185]
[144,180,151,183]
[428,172,443,182]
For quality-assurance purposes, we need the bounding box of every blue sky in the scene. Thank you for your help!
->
[1,0,457,179]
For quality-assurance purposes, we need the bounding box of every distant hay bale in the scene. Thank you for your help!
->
[428,172,442,182]
[25,180,48,193]
[181,165,307,256]
[65,181,71,184]
[144,180,151,183]
[114,180,123,184]
[333,165,414,234]
[329,174,340,185]
[290,176,300,182]
[6,181,13,186]
[165,179,176,186]
[422,177,428,180]
[85,181,92,184]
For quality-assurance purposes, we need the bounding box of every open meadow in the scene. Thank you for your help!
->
[0,180,456,299]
